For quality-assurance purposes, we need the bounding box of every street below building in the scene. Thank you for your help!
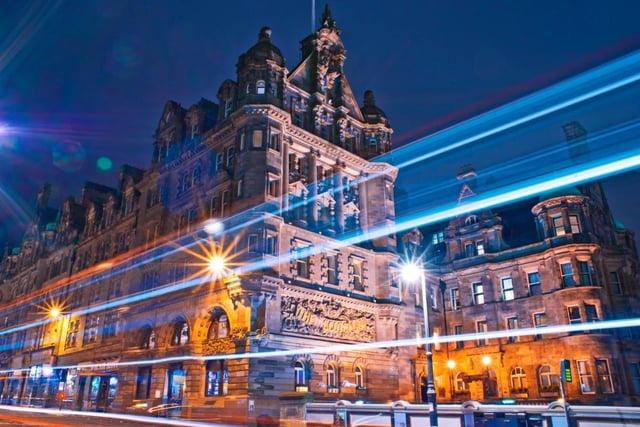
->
[0,406,229,427]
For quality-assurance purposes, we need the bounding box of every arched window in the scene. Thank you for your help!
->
[326,363,339,392]
[539,364,559,389]
[141,326,156,350]
[455,372,467,391]
[172,320,189,346]
[256,80,266,95]
[510,366,527,391]
[209,310,230,339]
[205,360,228,396]
[294,360,308,392]
[354,365,365,389]
[465,215,478,225]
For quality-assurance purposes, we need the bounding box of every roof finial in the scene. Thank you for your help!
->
[321,3,336,28]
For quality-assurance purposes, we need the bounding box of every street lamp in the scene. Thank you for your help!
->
[401,261,438,427]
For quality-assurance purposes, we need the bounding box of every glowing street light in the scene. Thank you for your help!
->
[400,260,438,427]
[208,255,226,275]
[49,307,61,318]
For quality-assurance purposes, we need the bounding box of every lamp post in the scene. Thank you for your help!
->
[401,262,438,427]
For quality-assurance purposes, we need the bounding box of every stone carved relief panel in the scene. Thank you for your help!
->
[281,295,375,341]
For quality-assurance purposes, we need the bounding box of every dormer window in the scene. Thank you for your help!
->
[257,80,266,95]
[465,215,478,225]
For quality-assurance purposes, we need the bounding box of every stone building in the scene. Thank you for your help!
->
[0,7,419,423]
[0,6,638,426]
[397,122,640,406]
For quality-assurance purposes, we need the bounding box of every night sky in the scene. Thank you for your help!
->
[1,0,640,250]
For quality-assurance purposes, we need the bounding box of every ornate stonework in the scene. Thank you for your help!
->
[280,295,375,341]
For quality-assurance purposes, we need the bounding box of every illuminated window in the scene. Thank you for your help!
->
[501,277,514,301]
[476,240,485,255]
[538,365,559,389]
[326,363,339,392]
[205,360,228,396]
[510,367,527,391]
[577,360,595,393]
[83,314,100,345]
[455,372,467,391]
[432,231,444,245]
[595,359,614,393]
[252,129,263,148]
[472,282,484,305]
[256,80,266,95]
[209,311,229,339]
[552,215,565,236]
[569,215,581,233]
[355,365,365,389]
[294,361,308,392]
[135,367,152,399]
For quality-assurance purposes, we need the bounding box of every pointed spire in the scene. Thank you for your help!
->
[321,3,336,28]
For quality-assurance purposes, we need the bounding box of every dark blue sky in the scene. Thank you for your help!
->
[1,0,640,249]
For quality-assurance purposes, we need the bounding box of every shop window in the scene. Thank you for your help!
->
[135,367,152,399]
[205,360,228,396]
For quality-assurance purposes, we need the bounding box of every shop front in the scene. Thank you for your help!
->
[76,359,119,411]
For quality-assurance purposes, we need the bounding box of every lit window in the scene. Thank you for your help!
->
[252,129,263,148]
[256,80,266,95]
[205,360,228,396]
[431,231,444,245]
[209,312,229,339]
[476,240,485,255]
[355,365,365,389]
[569,214,581,233]
[294,361,308,392]
[472,282,484,305]
[552,215,565,236]
[326,363,338,392]
[577,360,595,393]
[595,359,614,393]
[501,277,514,301]
[510,367,527,392]
[136,367,152,399]
[539,365,559,389]
[455,372,467,391]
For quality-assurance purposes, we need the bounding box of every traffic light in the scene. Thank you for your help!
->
[561,359,572,383]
